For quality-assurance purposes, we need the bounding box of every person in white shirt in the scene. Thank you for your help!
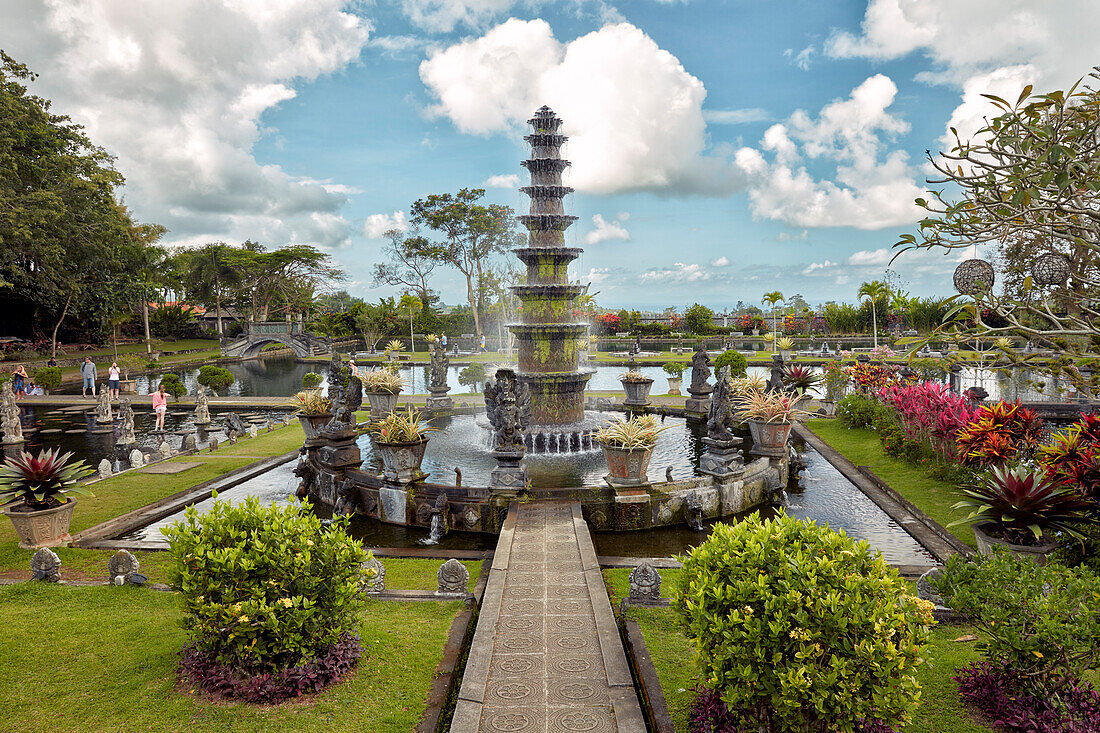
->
[108,362,121,399]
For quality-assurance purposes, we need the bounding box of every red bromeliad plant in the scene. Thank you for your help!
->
[955,402,1045,468]
[0,448,94,511]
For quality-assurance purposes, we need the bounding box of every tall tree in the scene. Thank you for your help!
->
[373,229,439,310]
[355,298,397,352]
[398,293,422,353]
[410,188,520,337]
[761,291,785,350]
[182,243,240,335]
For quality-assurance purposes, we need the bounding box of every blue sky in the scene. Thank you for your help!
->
[4,0,1095,310]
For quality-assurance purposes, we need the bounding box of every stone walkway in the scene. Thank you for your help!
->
[452,501,645,733]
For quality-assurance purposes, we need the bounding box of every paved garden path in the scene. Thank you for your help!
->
[451,501,645,733]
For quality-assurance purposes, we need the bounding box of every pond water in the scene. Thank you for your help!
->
[122,416,935,566]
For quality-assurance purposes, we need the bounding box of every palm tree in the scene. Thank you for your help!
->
[858,280,890,348]
[399,293,423,353]
[761,291,784,351]
[186,243,240,336]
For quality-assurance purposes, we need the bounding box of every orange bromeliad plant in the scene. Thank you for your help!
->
[955,401,1045,468]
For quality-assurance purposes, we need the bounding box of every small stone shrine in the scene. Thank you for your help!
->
[484,368,531,494]
[108,549,140,585]
[360,555,386,594]
[437,558,469,594]
[128,449,144,468]
[31,548,61,582]
[628,561,662,604]
[97,459,112,479]
[95,387,113,424]
[684,343,713,415]
[1,381,24,445]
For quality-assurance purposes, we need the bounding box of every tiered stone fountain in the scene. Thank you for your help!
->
[511,106,598,452]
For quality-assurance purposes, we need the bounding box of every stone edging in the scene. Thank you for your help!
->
[794,422,972,563]
[621,618,676,733]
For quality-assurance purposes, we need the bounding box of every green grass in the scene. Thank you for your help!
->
[0,583,463,733]
[805,418,976,548]
[605,568,993,733]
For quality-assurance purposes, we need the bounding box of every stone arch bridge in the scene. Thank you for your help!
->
[221,321,331,359]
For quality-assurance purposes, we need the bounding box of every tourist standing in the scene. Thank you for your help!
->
[108,362,121,400]
[80,357,97,398]
[441,333,448,350]
[11,365,27,399]
[479,334,486,353]
[152,382,169,431]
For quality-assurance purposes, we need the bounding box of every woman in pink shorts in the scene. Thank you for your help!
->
[152,382,169,431]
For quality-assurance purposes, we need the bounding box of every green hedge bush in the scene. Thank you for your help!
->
[302,372,323,389]
[674,514,933,733]
[164,496,367,673]
[33,366,62,392]
[157,373,187,398]
[712,349,747,377]
[197,365,234,394]
[836,392,893,430]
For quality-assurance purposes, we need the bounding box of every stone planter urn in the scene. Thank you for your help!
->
[620,378,654,407]
[781,350,793,361]
[297,413,332,440]
[374,437,428,484]
[752,329,759,336]
[365,391,400,420]
[3,500,78,549]
[972,522,1058,564]
[118,379,137,395]
[600,444,653,487]
[747,419,792,453]
[820,399,837,417]
[666,377,682,396]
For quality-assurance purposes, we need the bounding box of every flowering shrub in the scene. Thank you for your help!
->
[955,401,1044,468]
[869,345,896,360]
[596,313,621,335]
[737,314,764,333]
[821,360,850,401]
[675,514,933,733]
[847,363,911,393]
[878,382,978,460]
[1038,413,1100,502]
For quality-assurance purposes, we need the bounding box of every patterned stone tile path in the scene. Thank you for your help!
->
[451,501,645,733]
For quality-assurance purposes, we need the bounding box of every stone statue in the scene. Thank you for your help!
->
[333,476,358,516]
[30,548,61,582]
[683,491,704,531]
[325,351,356,432]
[193,387,211,425]
[108,550,140,585]
[118,399,136,445]
[225,412,246,434]
[426,337,453,410]
[765,353,785,393]
[483,368,531,454]
[706,366,739,443]
[360,556,386,594]
[1,381,23,445]
[95,386,113,424]
[688,344,713,396]
[436,558,469,594]
[293,459,316,499]
[628,561,662,603]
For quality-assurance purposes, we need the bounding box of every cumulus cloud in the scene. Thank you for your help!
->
[802,260,836,274]
[484,173,521,188]
[734,75,925,229]
[846,248,893,266]
[363,211,408,239]
[703,107,769,125]
[639,262,712,283]
[2,0,371,249]
[419,19,743,195]
[826,1,1100,145]
[710,256,730,267]
[401,0,518,32]
[583,213,630,245]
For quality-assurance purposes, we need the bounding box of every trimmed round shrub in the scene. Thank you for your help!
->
[164,497,367,682]
[157,373,187,398]
[712,349,747,377]
[302,372,323,389]
[674,514,933,733]
[33,366,62,392]
[197,365,234,394]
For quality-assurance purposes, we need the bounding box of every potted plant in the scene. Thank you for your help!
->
[782,364,823,410]
[383,339,404,363]
[116,354,144,394]
[595,414,669,486]
[776,336,795,360]
[619,369,655,406]
[950,464,1097,563]
[367,407,438,484]
[820,360,849,416]
[0,448,94,549]
[288,390,333,439]
[360,367,404,420]
[662,362,685,395]
[738,390,806,453]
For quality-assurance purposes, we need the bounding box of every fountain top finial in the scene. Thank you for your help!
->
[527,105,563,131]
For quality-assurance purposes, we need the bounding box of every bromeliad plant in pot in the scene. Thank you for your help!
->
[619,369,655,406]
[367,407,438,484]
[950,463,1098,562]
[782,364,823,411]
[0,448,94,549]
[738,390,807,454]
[360,367,404,420]
[662,361,685,395]
[776,336,795,360]
[595,414,670,487]
[288,390,333,440]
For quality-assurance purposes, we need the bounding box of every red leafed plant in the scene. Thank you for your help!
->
[0,448,95,510]
[1037,413,1100,502]
[955,401,1045,468]
[879,381,979,459]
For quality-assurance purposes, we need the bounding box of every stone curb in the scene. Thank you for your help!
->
[621,618,676,733]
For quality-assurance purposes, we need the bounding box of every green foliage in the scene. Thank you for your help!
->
[935,552,1100,693]
[662,361,685,377]
[157,374,187,398]
[301,372,323,389]
[675,514,933,733]
[712,350,747,377]
[196,365,234,394]
[683,303,714,334]
[115,353,144,379]
[1052,522,1100,574]
[836,393,894,430]
[32,366,61,392]
[458,363,487,391]
[164,496,367,674]
[149,304,199,339]
[822,302,865,334]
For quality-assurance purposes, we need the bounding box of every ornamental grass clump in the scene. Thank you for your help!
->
[675,514,933,733]
[359,367,404,394]
[288,390,331,416]
[367,407,438,443]
[737,390,807,423]
[595,414,669,449]
[164,496,367,701]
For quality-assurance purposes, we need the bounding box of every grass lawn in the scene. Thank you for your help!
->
[0,583,464,733]
[804,418,975,548]
[603,568,994,733]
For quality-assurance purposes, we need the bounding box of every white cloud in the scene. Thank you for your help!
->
[703,107,769,125]
[639,262,712,283]
[583,213,630,245]
[846,248,893,267]
[584,267,613,284]
[401,0,518,32]
[2,0,371,249]
[710,256,730,267]
[484,173,521,189]
[420,19,744,195]
[363,211,408,239]
[784,45,815,71]
[826,1,1100,146]
[802,260,836,275]
[734,75,925,229]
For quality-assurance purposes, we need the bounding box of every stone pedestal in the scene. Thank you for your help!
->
[699,436,745,478]
[684,393,711,416]
[613,490,651,529]
[425,389,454,411]
[315,427,361,507]
[489,449,527,496]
